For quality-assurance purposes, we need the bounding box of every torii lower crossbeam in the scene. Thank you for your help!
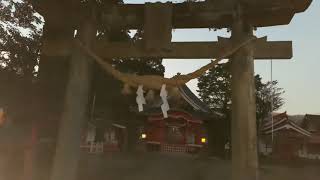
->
[42,38,292,60]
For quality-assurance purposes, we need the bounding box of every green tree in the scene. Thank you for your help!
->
[255,78,285,125]
[0,0,42,122]
[198,63,284,121]
[198,63,232,114]
[197,62,284,156]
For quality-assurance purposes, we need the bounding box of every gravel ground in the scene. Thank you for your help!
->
[78,152,320,180]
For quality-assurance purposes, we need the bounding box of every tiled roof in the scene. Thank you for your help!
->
[261,112,311,137]
[302,114,320,132]
[178,85,211,113]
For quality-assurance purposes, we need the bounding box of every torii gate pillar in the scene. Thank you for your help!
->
[49,19,96,180]
[230,12,258,180]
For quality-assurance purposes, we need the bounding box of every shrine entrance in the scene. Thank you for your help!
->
[142,110,206,153]
[29,0,313,180]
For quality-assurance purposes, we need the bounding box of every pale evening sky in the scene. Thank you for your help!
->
[126,0,320,115]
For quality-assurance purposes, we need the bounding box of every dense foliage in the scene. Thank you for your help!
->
[0,0,42,76]
[197,62,284,155]
[198,62,284,122]
[0,0,42,121]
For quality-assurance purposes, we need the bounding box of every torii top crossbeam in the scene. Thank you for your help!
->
[29,0,312,29]
[35,0,311,61]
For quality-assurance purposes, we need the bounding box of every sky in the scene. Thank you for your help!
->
[124,0,320,115]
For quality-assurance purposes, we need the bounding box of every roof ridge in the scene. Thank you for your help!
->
[306,114,320,117]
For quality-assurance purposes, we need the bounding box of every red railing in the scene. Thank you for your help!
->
[147,142,202,153]
[161,143,187,153]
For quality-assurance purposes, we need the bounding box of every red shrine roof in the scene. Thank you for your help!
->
[148,110,202,124]
[261,112,311,137]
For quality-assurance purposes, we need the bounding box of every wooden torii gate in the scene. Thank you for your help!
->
[28,1,312,180]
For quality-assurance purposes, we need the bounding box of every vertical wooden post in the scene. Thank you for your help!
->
[35,21,72,180]
[230,8,258,180]
[23,121,38,180]
[49,19,96,180]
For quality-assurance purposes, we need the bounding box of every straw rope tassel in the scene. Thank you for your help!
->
[160,84,170,118]
[136,85,146,112]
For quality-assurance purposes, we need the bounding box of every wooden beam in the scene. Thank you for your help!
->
[217,36,293,59]
[32,0,312,29]
[95,41,292,59]
[115,1,299,28]
[42,38,292,60]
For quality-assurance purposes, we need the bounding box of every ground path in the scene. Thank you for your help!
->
[78,152,320,180]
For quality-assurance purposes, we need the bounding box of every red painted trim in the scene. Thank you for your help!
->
[148,111,203,124]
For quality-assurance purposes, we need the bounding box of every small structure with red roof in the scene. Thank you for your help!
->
[141,110,207,153]
[136,84,213,153]
[260,112,311,160]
